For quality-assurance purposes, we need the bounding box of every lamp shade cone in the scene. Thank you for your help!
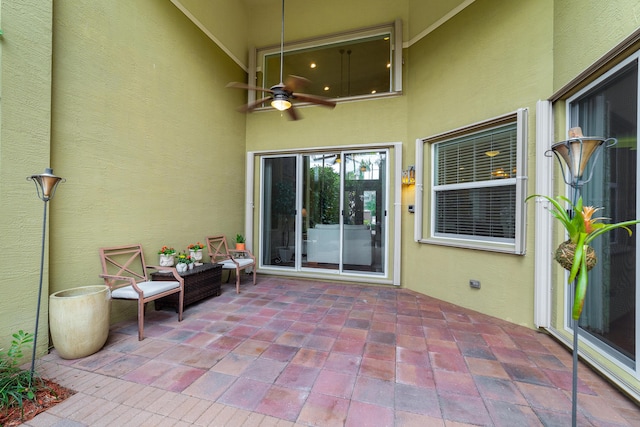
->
[551,138,606,181]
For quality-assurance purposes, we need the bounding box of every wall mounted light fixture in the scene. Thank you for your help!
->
[402,165,415,185]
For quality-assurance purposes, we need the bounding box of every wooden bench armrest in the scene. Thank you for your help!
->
[99,273,142,294]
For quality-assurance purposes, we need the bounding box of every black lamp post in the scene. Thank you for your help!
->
[26,168,65,383]
[548,127,615,427]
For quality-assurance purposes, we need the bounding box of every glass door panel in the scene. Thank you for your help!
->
[263,151,388,276]
[262,157,297,267]
[302,153,341,271]
[342,151,386,273]
[570,60,638,363]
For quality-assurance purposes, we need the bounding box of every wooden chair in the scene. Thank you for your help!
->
[99,244,184,340]
[206,235,256,293]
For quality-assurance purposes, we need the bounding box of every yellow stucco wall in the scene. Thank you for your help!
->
[34,0,245,338]
[553,0,640,94]
[403,0,554,327]
[0,0,53,358]
[244,0,409,50]
[172,0,250,69]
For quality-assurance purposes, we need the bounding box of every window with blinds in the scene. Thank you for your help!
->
[432,123,518,243]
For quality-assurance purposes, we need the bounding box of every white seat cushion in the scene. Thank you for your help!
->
[220,259,254,269]
[111,280,180,299]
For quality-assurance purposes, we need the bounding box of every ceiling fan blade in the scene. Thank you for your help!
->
[227,81,274,94]
[292,93,337,108]
[286,105,300,121]
[239,96,272,112]
[284,75,311,92]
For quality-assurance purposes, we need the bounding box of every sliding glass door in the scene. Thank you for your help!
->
[262,156,297,267]
[261,150,387,275]
[302,153,341,271]
[568,56,638,366]
[340,152,386,273]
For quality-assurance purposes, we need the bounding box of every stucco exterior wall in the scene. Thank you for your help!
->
[171,0,250,70]
[403,0,554,327]
[46,0,247,325]
[0,1,53,357]
[553,0,640,94]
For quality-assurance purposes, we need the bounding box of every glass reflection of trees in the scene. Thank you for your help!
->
[308,165,340,227]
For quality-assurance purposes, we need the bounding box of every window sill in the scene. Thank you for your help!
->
[418,237,524,255]
[249,91,403,113]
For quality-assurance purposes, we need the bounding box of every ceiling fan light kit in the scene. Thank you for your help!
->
[271,98,292,111]
[226,0,336,120]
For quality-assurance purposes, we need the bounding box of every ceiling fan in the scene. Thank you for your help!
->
[226,0,336,120]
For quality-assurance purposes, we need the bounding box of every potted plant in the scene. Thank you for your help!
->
[235,234,246,250]
[527,194,640,319]
[158,246,176,266]
[188,242,204,263]
[175,252,191,273]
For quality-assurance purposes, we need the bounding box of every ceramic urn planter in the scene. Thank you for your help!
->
[49,285,111,359]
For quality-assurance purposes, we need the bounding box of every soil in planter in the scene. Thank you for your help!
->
[0,378,74,426]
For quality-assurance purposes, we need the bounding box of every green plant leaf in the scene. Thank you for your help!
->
[572,249,589,320]
[585,220,640,244]
[526,194,581,241]
[568,232,587,283]
[0,330,38,411]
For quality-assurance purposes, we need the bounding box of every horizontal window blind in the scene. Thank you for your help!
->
[435,186,516,240]
[433,123,518,241]
[435,125,517,185]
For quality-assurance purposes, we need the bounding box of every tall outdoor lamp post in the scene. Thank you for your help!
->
[548,127,615,427]
[26,168,65,383]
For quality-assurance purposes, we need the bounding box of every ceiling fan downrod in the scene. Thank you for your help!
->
[278,0,285,86]
[271,0,292,111]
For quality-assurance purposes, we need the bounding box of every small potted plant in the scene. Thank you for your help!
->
[235,234,246,250]
[158,246,176,266]
[188,242,204,264]
[527,194,640,319]
[175,252,191,273]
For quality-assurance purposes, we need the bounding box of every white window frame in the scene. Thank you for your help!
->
[248,20,403,107]
[246,142,402,287]
[414,109,528,254]
[563,53,640,373]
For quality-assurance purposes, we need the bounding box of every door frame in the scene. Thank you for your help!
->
[540,52,640,401]
[246,142,402,286]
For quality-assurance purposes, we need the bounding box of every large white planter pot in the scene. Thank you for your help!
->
[49,285,111,359]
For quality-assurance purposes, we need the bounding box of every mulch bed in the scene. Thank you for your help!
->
[0,379,75,426]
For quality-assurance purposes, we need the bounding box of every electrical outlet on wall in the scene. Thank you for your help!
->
[469,280,481,289]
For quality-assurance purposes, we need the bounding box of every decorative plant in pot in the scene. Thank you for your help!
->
[235,234,245,251]
[188,242,204,264]
[528,194,640,319]
[175,252,192,273]
[158,246,176,266]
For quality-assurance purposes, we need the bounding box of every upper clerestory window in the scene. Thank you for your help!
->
[250,21,402,106]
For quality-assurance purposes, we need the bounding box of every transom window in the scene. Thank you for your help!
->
[252,22,402,106]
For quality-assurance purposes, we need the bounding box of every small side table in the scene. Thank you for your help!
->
[153,263,222,312]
